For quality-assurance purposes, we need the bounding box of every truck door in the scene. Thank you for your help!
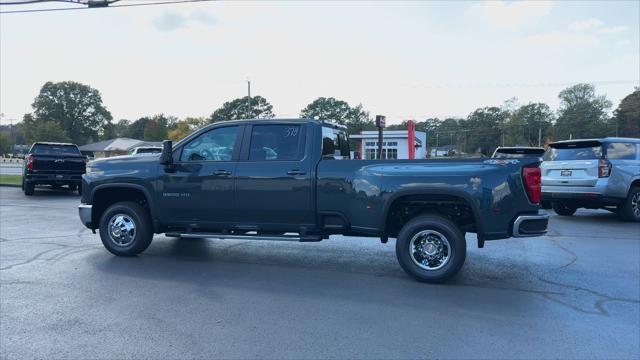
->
[159,125,242,228]
[234,123,314,231]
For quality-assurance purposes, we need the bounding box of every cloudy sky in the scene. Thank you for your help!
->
[1,0,638,125]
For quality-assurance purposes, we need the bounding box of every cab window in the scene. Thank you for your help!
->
[180,126,239,162]
[248,124,304,161]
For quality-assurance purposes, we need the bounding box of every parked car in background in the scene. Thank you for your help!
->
[541,138,640,221]
[78,118,548,283]
[22,142,87,196]
[129,146,162,156]
[492,147,545,159]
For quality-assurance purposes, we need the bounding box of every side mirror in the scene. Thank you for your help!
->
[159,140,173,165]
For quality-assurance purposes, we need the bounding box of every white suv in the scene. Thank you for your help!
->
[541,138,640,222]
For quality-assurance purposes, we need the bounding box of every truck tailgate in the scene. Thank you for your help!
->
[33,155,86,173]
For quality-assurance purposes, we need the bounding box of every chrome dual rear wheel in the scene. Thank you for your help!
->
[396,215,466,283]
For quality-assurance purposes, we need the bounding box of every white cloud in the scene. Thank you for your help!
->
[597,26,628,35]
[617,39,631,46]
[152,9,218,32]
[521,31,599,47]
[568,18,603,32]
[467,0,553,29]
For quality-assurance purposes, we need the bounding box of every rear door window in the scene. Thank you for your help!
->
[543,142,603,161]
[249,124,304,161]
[31,144,81,156]
[606,142,637,160]
[322,127,350,159]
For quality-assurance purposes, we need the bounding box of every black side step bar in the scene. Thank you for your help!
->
[165,233,323,242]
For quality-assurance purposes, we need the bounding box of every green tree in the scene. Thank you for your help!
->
[168,117,209,141]
[19,114,71,144]
[101,119,132,140]
[31,81,112,144]
[505,103,554,146]
[300,97,374,149]
[435,118,461,147]
[0,131,11,155]
[464,107,508,155]
[142,114,176,141]
[554,84,612,140]
[210,96,274,122]
[612,88,640,138]
[300,97,366,125]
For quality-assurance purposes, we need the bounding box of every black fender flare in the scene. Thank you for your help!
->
[380,187,485,242]
[90,183,158,229]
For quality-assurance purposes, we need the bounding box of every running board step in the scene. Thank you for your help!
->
[165,233,323,242]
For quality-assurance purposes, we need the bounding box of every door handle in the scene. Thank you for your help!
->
[287,170,307,176]
[213,170,232,176]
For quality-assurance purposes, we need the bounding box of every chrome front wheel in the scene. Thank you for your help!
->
[107,214,137,247]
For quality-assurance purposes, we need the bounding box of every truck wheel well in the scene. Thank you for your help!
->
[91,188,150,228]
[385,194,477,238]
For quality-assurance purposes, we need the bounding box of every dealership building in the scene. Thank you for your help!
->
[350,125,427,160]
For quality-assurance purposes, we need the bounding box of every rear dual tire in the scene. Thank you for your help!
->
[395,215,466,283]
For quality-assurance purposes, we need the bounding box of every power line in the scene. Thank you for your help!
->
[0,0,215,13]
[0,1,82,4]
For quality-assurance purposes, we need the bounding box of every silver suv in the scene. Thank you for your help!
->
[541,137,640,222]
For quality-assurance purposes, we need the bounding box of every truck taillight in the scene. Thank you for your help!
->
[25,154,34,171]
[598,159,611,178]
[523,166,541,204]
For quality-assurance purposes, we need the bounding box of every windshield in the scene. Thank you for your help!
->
[544,142,603,161]
[31,144,81,156]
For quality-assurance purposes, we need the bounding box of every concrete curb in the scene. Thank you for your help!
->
[0,183,21,188]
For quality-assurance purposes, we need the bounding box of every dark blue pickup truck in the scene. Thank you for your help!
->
[79,119,548,282]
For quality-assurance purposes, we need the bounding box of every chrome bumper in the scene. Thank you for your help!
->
[78,204,93,228]
[513,211,549,237]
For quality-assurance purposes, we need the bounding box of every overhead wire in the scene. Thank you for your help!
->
[0,0,215,13]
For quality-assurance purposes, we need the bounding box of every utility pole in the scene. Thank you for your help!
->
[246,80,251,119]
[538,126,542,147]
[375,115,386,160]
[435,133,439,158]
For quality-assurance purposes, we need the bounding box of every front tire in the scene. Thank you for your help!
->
[99,201,153,256]
[619,187,640,222]
[395,215,466,283]
[552,201,577,216]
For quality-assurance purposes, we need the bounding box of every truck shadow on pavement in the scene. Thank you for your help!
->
[88,235,639,318]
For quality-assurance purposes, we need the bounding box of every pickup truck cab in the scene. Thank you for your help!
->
[79,119,548,282]
[23,142,86,196]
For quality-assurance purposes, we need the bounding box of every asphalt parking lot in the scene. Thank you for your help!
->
[0,186,638,359]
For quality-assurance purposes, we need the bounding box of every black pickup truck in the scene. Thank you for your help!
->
[23,142,86,196]
[79,119,548,282]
